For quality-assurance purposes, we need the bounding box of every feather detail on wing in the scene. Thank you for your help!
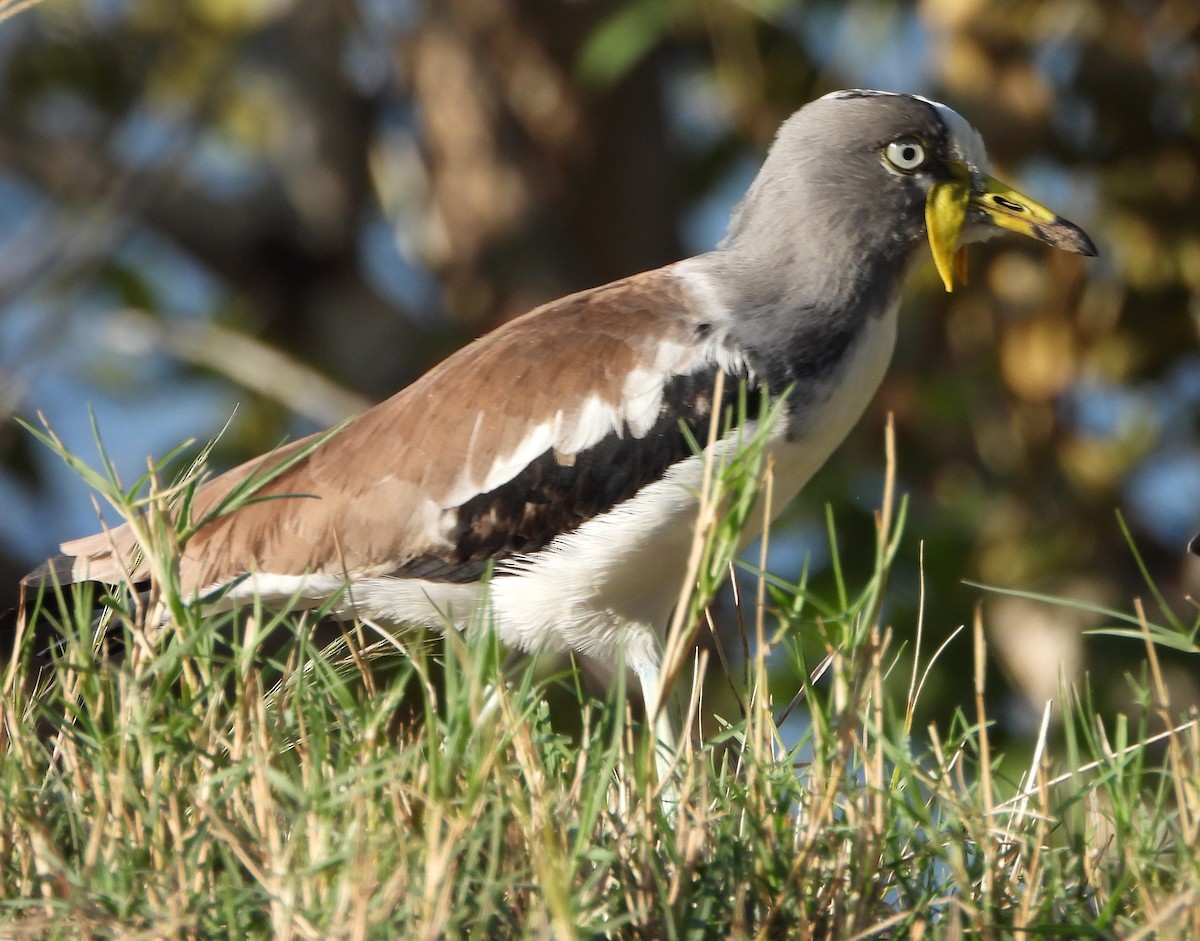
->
[29,266,754,598]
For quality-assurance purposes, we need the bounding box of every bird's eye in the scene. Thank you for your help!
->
[884,138,927,172]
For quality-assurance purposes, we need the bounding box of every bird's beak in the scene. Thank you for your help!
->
[926,163,1097,292]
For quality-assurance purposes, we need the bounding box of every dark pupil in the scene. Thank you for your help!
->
[901,146,918,162]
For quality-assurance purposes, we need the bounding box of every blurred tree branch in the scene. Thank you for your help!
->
[98,307,372,426]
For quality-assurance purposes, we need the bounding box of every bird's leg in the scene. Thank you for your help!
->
[638,664,680,795]
[475,647,532,725]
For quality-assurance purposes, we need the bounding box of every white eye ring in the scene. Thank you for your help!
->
[884,138,927,172]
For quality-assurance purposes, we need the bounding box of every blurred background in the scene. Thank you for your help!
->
[1,0,1198,745]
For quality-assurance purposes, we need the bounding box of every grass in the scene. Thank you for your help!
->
[2,409,1199,939]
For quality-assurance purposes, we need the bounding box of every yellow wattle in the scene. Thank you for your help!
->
[925,180,971,292]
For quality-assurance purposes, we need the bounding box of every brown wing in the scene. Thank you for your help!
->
[36,268,725,596]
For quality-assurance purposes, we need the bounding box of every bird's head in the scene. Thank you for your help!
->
[727,90,1097,293]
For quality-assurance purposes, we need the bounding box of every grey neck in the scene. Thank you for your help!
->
[694,234,913,396]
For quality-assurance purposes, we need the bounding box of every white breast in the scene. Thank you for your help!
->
[765,298,901,514]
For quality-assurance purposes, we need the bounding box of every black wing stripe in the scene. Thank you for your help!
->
[394,368,762,583]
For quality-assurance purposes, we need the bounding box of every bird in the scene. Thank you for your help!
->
[23,89,1095,753]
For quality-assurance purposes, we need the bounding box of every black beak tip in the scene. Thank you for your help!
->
[1054,216,1098,258]
[1188,533,1200,557]
[1075,228,1099,258]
